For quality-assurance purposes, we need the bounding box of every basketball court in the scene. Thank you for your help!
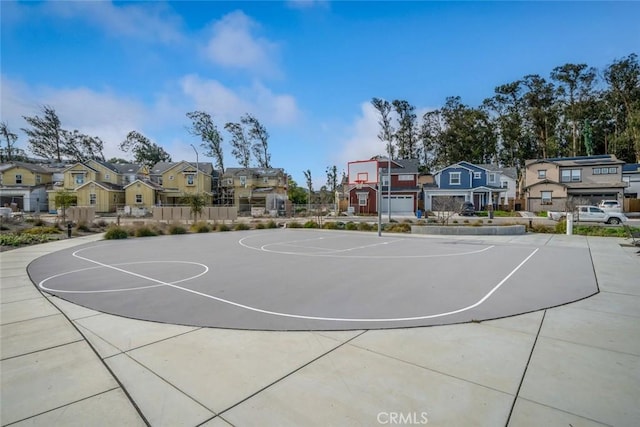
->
[27,230,599,331]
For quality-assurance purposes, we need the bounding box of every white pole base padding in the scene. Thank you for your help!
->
[566,213,574,235]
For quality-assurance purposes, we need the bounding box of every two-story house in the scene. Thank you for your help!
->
[0,161,55,212]
[423,161,510,212]
[220,167,288,215]
[623,163,640,199]
[149,161,215,206]
[347,158,421,215]
[523,154,627,212]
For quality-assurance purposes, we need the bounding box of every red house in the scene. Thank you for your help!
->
[347,157,421,215]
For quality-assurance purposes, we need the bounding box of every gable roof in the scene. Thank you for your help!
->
[75,180,124,192]
[123,179,164,191]
[151,161,214,175]
[0,161,52,174]
[223,167,286,178]
[526,154,623,167]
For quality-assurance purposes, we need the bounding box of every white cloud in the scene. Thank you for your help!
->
[13,1,186,45]
[180,74,299,126]
[286,0,330,10]
[1,75,148,161]
[203,11,279,76]
[335,102,387,166]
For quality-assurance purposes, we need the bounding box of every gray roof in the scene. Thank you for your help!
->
[151,161,215,175]
[223,167,285,177]
[476,164,518,180]
[0,161,52,174]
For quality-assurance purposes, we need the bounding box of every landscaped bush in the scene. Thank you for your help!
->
[75,221,91,232]
[234,222,251,231]
[255,222,265,229]
[323,221,339,230]
[0,233,55,246]
[345,221,358,230]
[287,221,302,228]
[357,222,373,231]
[94,219,109,228]
[217,223,231,232]
[21,226,61,235]
[385,223,411,233]
[134,225,158,237]
[303,220,319,228]
[104,226,129,240]
[168,224,187,234]
[266,220,278,229]
[191,222,211,233]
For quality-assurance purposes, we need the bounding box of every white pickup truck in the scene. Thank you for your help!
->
[548,205,628,225]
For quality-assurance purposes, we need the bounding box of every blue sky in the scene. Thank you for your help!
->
[2,1,639,188]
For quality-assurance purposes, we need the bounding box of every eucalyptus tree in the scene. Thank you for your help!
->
[224,121,251,168]
[241,114,271,168]
[419,109,446,171]
[326,165,338,193]
[392,99,419,159]
[522,75,559,159]
[0,122,18,162]
[21,105,65,162]
[186,111,224,172]
[603,53,640,162]
[371,98,395,158]
[551,63,597,156]
[62,130,106,162]
[304,169,313,210]
[119,131,172,168]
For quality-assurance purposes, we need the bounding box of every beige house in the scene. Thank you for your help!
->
[150,161,215,206]
[124,179,164,210]
[220,168,288,215]
[0,161,54,212]
[523,154,627,212]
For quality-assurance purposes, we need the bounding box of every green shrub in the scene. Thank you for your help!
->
[255,222,265,229]
[357,222,373,231]
[0,233,55,246]
[385,223,411,233]
[453,220,459,224]
[303,220,319,228]
[323,221,339,229]
[288,221,302,228]
[21,226,61,235]
[554,221,566,234]
[169,224,187,234]
[217,223,231,232]
[104,226,129,240]
[191,222,211,233]
[234,222,251,231]
[134,226,158,237]
[345,221,358,230]
[266,220,278,229]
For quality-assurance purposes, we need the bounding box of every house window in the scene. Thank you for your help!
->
[608,167,617,174]
[593,168,601,175]
[561,169,581,182]
[186,174,195,185]
[240,176,247,186]
[169,175,174,180]
[225,178,233,185]
[398,174,413,181]
[449,172,461,185]
[74,174,84,185]
[541,191,552,204]
[473,172,481,179]
[357,192,368,206]
[15,174,22,184]
[263,177,269,183]
[501,181,508,189]
[89,193,96,205]
[105,173,110,180]
[488,173,497,184]
[135,194,142,204]
[36,174,42,184]
[382,176,389,186]
[538,170,546,179]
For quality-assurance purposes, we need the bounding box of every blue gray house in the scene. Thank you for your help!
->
[423,162,516,211]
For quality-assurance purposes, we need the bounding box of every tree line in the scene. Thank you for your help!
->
[0,107,274,171]
[372,53,640,176]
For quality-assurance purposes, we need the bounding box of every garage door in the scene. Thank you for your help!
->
[381,195,414,213]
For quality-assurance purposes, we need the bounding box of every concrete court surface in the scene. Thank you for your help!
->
[27,230,598,330]
[0,231,638,426]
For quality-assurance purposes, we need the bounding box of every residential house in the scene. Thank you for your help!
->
[149,161,215,206]
[422,161,510,212]
[347,158,421,215]
[50,160,148,213]
[523,154,627,212]
[220,168,288,215]
[623,163,640,199]
[0,161,56,212]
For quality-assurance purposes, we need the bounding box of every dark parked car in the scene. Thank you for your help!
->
[459,202,475,216]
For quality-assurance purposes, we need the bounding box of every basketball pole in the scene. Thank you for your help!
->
[378,167,382,237]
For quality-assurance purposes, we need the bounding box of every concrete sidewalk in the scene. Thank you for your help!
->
[1,233,639,426]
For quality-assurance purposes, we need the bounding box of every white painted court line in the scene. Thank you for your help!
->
[40,243,539,323]
[239,234,496,259]
[39,248,209,294]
